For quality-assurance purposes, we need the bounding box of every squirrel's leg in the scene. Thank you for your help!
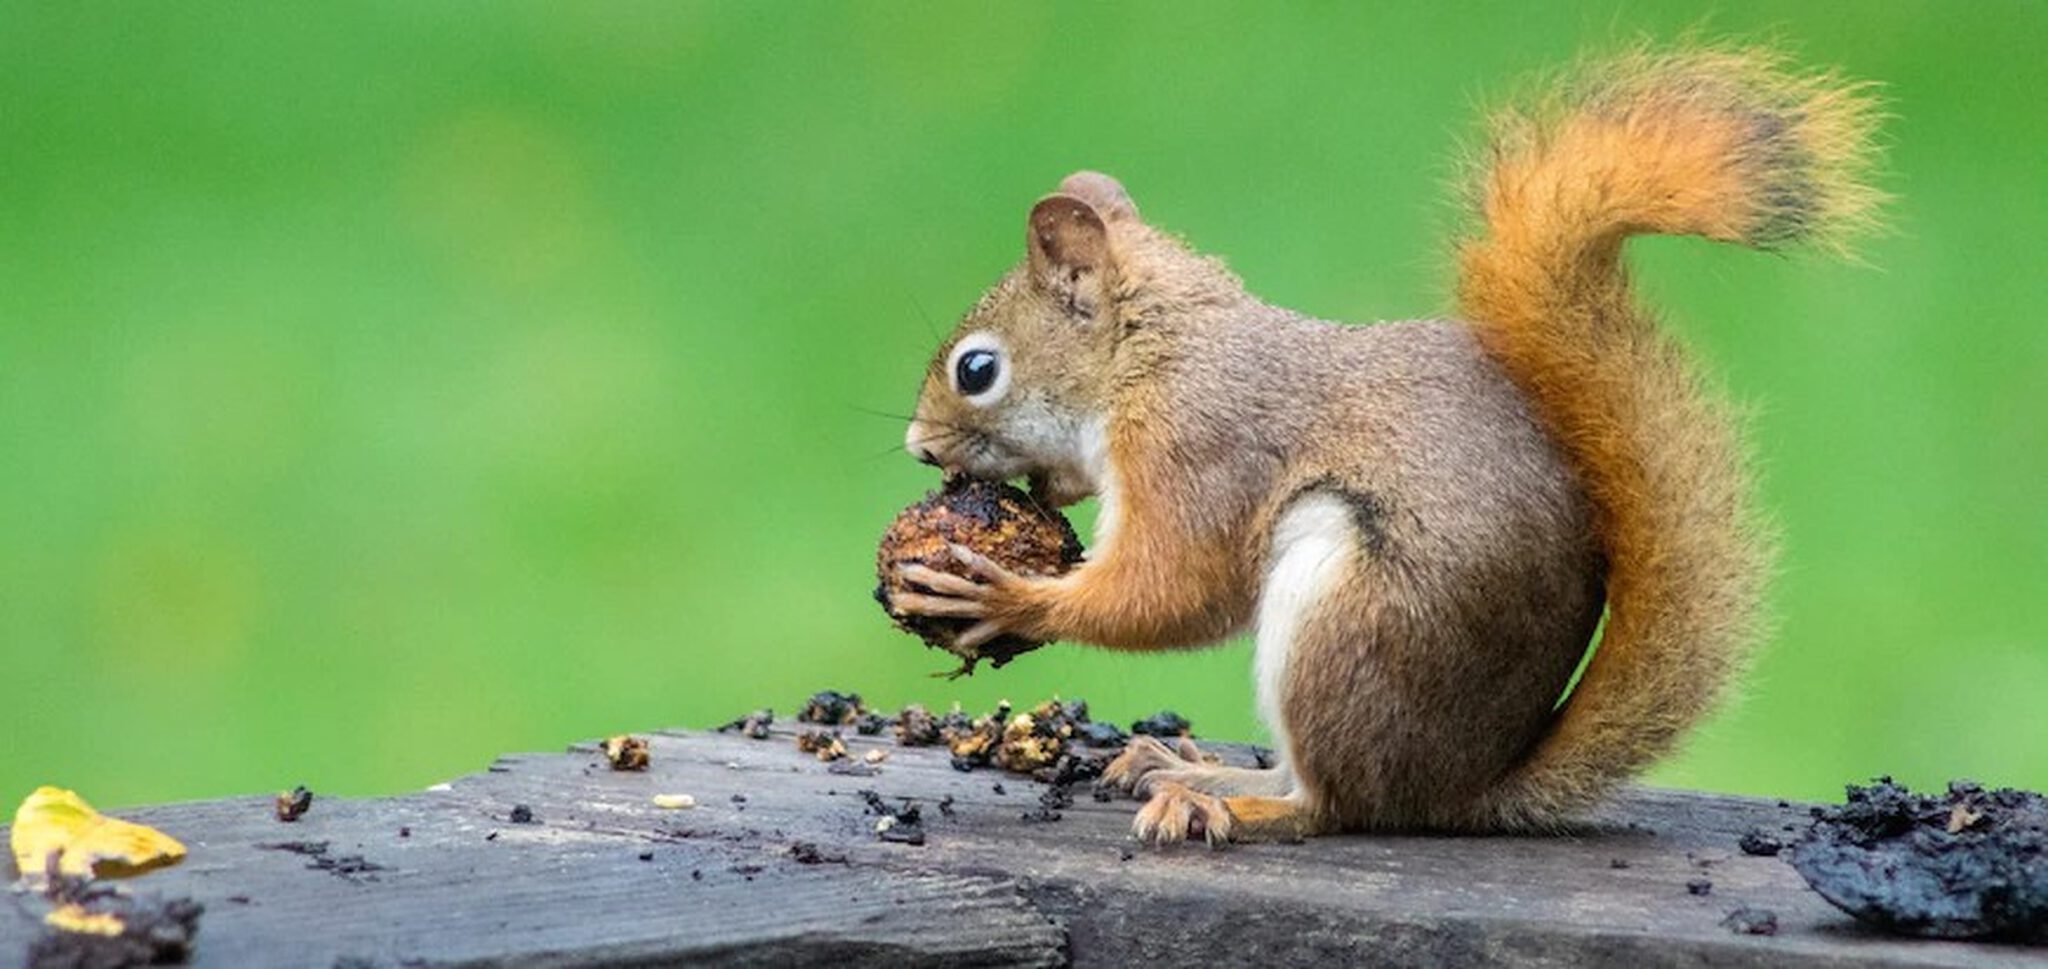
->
[1134,493,1365,845]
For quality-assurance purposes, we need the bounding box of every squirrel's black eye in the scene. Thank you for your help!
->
[955,349,1000,397]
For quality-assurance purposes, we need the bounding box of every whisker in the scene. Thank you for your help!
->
[907,292,944,342]
[845,404,919,423]
[1018,483,1056,519]
[847,404,978,437]
[868,425,970,464]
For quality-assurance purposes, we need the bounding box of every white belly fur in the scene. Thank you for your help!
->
[1253,494,1357,777]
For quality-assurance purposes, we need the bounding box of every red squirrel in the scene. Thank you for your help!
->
[888,48,1882,843]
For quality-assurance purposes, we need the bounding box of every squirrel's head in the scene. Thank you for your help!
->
[904,172,1143,506]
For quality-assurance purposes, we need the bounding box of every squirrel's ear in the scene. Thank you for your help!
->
[1027,194,1112,318]
[1057,171,1138,223]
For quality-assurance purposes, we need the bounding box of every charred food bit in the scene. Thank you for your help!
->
[1130,711,1192,738]
[256,840,384,880]
[789,842,847,865]
[894,704,944,747]
[1721,907,1779,936]
[799,690,867,727]
[602,735,651,771]
[1737,828,1783,857]
[1789,778,2048,942]
[716,709,774,740]
[1023,784,1074,823]
[860,790,927,846]
[29,872,204,969]
[875,479,1083,676]
[274,786,313,823]
[898,696,1122,783]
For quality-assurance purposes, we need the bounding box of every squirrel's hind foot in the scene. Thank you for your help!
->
[1132,785,1323,847]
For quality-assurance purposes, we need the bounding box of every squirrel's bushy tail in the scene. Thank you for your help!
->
[1455,47,1882,829]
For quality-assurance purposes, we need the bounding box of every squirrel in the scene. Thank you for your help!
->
[887,47,1882,843]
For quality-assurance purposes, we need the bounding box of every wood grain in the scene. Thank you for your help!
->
[3,725,2040,967]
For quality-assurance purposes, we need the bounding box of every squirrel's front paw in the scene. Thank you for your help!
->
[1133,782,1233,847]
[891,544,1053,649]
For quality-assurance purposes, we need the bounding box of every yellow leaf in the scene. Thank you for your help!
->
[10,787,186,881]
[45,903,127,936]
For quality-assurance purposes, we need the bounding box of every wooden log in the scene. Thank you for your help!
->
[4,724,2040,967]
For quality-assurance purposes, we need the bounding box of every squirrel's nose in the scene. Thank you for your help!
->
[905,420,946,467]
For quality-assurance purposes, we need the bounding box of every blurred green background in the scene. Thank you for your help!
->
[2,2,2042,810]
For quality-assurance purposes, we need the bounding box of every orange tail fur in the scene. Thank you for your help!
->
[1455,47,1883,828]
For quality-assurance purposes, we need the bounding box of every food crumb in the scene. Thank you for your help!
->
[1129,711,1191,738]
[790,842,848,865]
[1722,907,1779,936]
[28,873,204,969]
[861,790,927,846]
[603,735,651,771]
[274,785,313,823]
[799,690,868,726]
[1686,878,1713,896]
[1738,828,1783,856]
[895,705,944,746]
[717,709,774,740]
[653,794,697,810]
[796,729,848,762]
[1022,784,1073,823]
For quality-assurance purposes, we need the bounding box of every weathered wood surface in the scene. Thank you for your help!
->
[5,723,2042,968]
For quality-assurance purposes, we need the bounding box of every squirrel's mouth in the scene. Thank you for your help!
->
[1029,470,1095,508]
[906,420,1010,480]
[906,418,1098,508]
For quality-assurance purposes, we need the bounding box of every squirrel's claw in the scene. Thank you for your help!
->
[897,546,1056,651]
[1132,782,1233,848]
[896,564,987,599]
[953,619,1005,651]
[946,543,1017,584]
[888,592,988,619]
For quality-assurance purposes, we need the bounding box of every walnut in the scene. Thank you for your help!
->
[874,479,1082,676]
